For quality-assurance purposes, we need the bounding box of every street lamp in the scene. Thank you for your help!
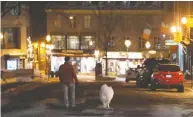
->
[181,17,187,24]
[124,39,131,49]
[46,35,51,42]
[171,26,177,33]
[145,41,151,49]
[124,39,131,71]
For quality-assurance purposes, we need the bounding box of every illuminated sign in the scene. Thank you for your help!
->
[165,40,178,45]
[62,50,83,54]
[174,32,182,42]
[106,52,143,59]
[52,49,94,54]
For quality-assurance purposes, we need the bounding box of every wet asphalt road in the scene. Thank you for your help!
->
[1,79,193,117]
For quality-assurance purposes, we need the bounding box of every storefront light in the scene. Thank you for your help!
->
[40,42,45,48]
[89,40,93,46]
[170,26,177,33]
[148,50,156,54]
[94,50,100,57]
[0,32,3,40]
[34,43,38,48]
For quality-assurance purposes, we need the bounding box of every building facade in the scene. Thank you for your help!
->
[45,1,172,76]
[1,3,30,70]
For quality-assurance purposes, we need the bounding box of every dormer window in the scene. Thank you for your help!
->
[123,1,130,6]
[82,1,91,6]
[108,1,115,5]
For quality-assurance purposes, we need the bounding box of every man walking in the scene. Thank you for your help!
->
[59,56,78,108]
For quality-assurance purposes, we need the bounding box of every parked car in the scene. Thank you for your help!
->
[150,64,184,92]
[136,58,171,88]
[125,68,138,83]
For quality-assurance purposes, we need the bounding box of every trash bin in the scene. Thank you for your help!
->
[95,63,102,76]
[50,71,55,78]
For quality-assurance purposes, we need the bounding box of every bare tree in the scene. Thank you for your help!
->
[93,2,122,76]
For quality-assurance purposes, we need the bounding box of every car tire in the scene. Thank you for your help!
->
[177,85,184,92]
[150,83,156,91]
[136,80,142,88]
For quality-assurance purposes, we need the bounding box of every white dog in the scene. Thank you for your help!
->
[99,84,114,109]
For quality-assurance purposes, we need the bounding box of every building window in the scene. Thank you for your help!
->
[51,35,65,49]
[67,36,79,49]
[84,16,91,29]
[1,27,20,49]
[123,16,131,29]
[154,37,161,49]
[69,16,76,28]
[81,36,95,49]
[138,37,145,49]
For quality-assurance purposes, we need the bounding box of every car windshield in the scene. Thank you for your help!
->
[158,65,180,72]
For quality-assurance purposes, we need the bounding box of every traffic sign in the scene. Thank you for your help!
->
[174,32,182,42]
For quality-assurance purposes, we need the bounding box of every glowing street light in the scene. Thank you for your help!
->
[181,17,187,24]
[40,42,45,48]
[69,16,73,20]
[171,26,177,33]
[145,41,151,49]
[124,39,131,48]
[46,35,51,42]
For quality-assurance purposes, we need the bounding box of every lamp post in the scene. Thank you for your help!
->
[124,39,131,70]
[45,35,52,80]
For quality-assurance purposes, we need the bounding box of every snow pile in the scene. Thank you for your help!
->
[16,76,32,82]
[100,84,114,109]
[33,69,42,77]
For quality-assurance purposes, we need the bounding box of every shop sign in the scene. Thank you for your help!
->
[52,49,94,54]
[62,50,83,54]
[174,32,182,42]
[187,18,193,27]
[165,40,178,45]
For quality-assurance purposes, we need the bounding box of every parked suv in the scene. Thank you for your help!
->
[150,64,184,92]
[136,58,171,88]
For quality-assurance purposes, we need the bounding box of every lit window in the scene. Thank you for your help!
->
[154,37,161,49]
[69,16,76,28]
[67,36,79,49]
[51,35,65,49]
[81,36,95,49]
[84,16,91,28]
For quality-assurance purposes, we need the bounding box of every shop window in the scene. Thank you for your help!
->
[138,37,145,49]
[1,27,20,49]
[84,15,91,29]
[154,37,161,49]
[51,35,65,49]
[7,59,17,70]
[67,36,79,49]
[81,36,95,49]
